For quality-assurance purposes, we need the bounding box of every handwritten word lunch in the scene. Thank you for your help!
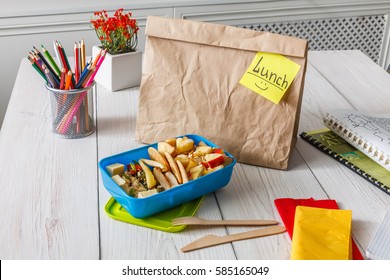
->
[250,56,289,91]
[239,51,301,104]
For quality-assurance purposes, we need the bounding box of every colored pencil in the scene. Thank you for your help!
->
[34,47,60,85]
[60,50,106,133]
[58,42,76,87]
[56,41,68,72]
[42,45,61,76]
[44,67,59,88]
[29,40,107,135]
[57,96,78,133]
[81,67,95,88]
[53,40,63,69]
[85,49,107,86]
[81,39,86,70]
[91,49,101,67]
[29,54,45,73]
[75,60,92,89]
[83,68,96,131]
[59,67,66,90]
[59,41,71,71]
[60,70,72,109]
[33,47,57,77]
[28,57,47,82]
[29,52,41,66]
[78,42,82,77]
[76,109,81,134]
[64,70,72,90]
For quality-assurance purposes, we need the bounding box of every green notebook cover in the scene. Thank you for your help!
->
[300,128,390,196]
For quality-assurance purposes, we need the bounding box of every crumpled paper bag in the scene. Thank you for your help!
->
[135,16,308,170]
[291,206,353,260]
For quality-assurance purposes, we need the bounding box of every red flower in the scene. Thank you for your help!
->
[90,8,138,54]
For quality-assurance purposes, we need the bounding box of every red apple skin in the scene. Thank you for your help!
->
[213,148,224,154]
[204,153,225,168]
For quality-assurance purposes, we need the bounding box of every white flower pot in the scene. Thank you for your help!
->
[92,46,142,92]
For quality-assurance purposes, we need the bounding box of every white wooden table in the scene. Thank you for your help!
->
[1,50,390,260]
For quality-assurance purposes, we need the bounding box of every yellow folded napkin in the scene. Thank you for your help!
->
[291,206,353,260]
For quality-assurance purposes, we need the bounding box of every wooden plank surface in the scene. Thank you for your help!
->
[0,59,99,259]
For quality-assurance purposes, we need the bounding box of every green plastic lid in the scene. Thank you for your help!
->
[104,196,204,232]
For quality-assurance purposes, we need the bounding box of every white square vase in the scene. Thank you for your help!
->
[92,46,142,92]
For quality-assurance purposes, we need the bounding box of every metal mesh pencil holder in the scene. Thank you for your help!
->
[46,82,95,139]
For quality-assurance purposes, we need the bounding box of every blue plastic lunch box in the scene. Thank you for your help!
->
[98,134,237,218]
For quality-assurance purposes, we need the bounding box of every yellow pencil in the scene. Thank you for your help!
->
[81,39,86,70]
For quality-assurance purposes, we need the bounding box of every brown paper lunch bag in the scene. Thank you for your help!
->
[135,16,308,170]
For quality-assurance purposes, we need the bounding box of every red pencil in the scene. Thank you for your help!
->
[74,42,79,83]
[55,41,68,72]
[59,67,66,90]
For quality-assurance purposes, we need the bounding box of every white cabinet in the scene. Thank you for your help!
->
[175,0,390,67]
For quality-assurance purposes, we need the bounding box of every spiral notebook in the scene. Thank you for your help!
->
[300,128,390,196]
[366,207,390,260]
[323,110,390,172]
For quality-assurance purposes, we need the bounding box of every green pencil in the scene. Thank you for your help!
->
[28,58,47,82]
[41,45,61,76]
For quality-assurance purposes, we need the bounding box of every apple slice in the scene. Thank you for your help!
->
[139,160,157,189]
[203,153,225,168]
[176,137,195,154]
[165,138,177,147]
[164,171,179,187]
[202,164,224,176]
[192,145,213,157]
[212,148,224,154]
[141,159,165,170]
[164,152,182,184]
[189,165,204,180]
[148,147,170,172]
[176,160,189,183]
[153,167,171,190]
[185,159,198,173]
[158,141,176,156]
[175,154,190,168]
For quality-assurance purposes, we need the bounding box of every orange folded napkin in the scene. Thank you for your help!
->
[274,198,363,260]
[291,206,353,260]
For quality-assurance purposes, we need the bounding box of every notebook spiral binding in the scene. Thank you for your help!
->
[324,115,390,169]
[300,131,390,195]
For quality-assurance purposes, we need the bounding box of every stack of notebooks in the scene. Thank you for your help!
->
[300,110,390,196]
[300,109,390,260]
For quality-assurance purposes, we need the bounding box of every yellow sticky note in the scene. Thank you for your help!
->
[239,52,301,104]
[291,206,353,260]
